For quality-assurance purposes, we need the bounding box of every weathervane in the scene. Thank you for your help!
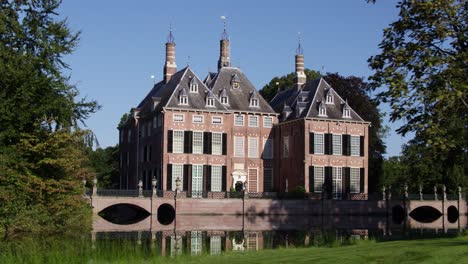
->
[296,32,303,55]
[220,16,229,40]
[167,23,175,43]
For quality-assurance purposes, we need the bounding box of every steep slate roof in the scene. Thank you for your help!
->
[136,67,227,113]
[207,67,276,114]
[269,77,364,122]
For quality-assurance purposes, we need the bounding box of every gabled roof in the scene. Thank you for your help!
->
[269,77,365,122]
[136,67,227,114]
[208,67,275,114]
[203,72,217,86]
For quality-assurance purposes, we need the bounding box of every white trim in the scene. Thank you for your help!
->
[212,116,223,124]
[192,115,204,124]
[173,113,184,122]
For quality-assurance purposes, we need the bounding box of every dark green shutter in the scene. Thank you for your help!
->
[325,134,332,155]
[325,166,332,199]
[184,131,192,153]
[167,130,173,153]
[360,168,365,193]
[221,166,227,191]
[222,133,227,155]
[167,164,172,190]
[309,133,314,154]
[183,165,190,192]
[360,136,365,157]
[344,167,350,198]
[342,135,350,156]
[309,166,314,193]
[203,132,212,154]
[205,165,212,192]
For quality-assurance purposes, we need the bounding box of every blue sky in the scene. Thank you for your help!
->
[58,0,411,157]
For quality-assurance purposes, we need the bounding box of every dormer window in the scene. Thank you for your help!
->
[219,89,229,105]
[189,77,198,93]
[318,101,327,117]
[179,96,188,105]
[326,90,334,104]
[343,100,351,118]
[250,98,259,107]
[221,96,228,104]
[206,97,215,107]
[231,73,240,89]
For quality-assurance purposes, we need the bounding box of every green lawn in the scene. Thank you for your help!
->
[1,236,467,264]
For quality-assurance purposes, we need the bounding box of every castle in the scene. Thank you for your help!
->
[118,26,370,200]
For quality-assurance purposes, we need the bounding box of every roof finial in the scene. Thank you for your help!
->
[296,32,303,55]
[167,23,175,43]
[220,16,229,40]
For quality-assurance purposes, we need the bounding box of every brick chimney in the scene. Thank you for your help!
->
[218,20,231,70]
[164,27,177,83]
[294,34,306,90]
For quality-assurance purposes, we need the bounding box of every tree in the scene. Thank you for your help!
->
[367,0,467,155]
[259,71,387,193]
[89,145,120,189]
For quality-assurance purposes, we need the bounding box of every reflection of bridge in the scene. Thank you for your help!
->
[89,185,467,234]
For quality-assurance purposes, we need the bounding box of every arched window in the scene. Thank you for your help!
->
[189,77,198,93]
[318,101,327,117]
[326,90,334,104]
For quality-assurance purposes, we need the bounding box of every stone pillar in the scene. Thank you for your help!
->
[419,185,423,201]
[458,186,463,201]
[152,177,158,198]
[138,179,143,198]
[92,178,97,196]
[443,185,447,201]
[434,186,438,201]
[404,184,408,200]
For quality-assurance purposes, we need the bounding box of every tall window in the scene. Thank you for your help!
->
[314,167,324,192]
[332,134,342,155]
[193,115,203,124]
[192,165,203,197]
[192,132,203,154]
[212,133,222,155]
[314,133,324,154]
[173,114,184,122]
[262,138,273,159]
[210,236,222,255]
[234,114,244,126]
[263,116,273,128]
[211,166,222,192]
[212,116,222,124]
[172,164,183,191]
[332,167,342,199]
[173,131,184,153]
[350,168,360,193]
[263,168,273,192]
[248,168,258,192]
[350,135,360,156]
[248,115,258,127]
[234,136,244,157]
[283,136,289,158]
[248,137,258,158]
[190,231,202,255]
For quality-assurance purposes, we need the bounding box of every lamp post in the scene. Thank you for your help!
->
[152,177,158,198]
[175,177,181,197]
[92,177,98,196]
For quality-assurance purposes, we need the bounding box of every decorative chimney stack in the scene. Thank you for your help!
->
[218,17,231,70]
[164,26,177,83]
[294,33,306,91]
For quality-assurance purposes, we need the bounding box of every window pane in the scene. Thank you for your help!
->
[210,236,222,255]
[350,168,360,193]
[192,165,203,197]
[172,164,183,191]
[263,116,273,128]
[248,137,258,158]
[314,167,324,192]
[283,136,289,158]
[248,116,258,127]
[212,133,222,155]
[332,167,342,199]
[248,168,258,192]
[314,133,324,154]
[332,134,342,155]
[234,115,244,126]
[193,115,203,123]
[173,131,184,153]
[212,116,222,124]
[263,168,273,192]
[173,114,184,122]
[262,139,273,159]
[211,166,222,192]
[350,136,360,156]
[234,137,244,157]
[193,132,203,154]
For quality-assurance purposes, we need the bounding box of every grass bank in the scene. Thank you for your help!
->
[1,235,467,263]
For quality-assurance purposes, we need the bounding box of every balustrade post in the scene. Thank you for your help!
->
[152,177,157,198]
[92,177,98,196]
[443,185,447,201]
[243,181,248,199]
[419,185,423,201]
[458,186,462,201]
[434,186,438,201]
[138,179,143,197]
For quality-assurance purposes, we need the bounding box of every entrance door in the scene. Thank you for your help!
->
[192,165,203,197]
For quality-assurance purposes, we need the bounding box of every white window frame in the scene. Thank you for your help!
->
[332,134,342,155]
[192,131,203,154]
[262,138,273,159]
[326,92,334,104]
[206,97,215,107]
[263,116,273,128]
[190,83,198,93]
[234,136,244,157]
[173,114,184,122]
[173,130,184,153]
[191,165,203,198]
[332,167,343,200]
[234,114,244,126]
[212,116,223,124]
[350,135,360,156]
[211,166,222,192]
[212,132,222,155]
[313,166,324,193]
[248,168,258,193]
[179,96,188,105]
[350,167,360,194]
[221,96,228,104]
[248,137,259,158]
[283,136,289,158]
[248,115,258,127]
[314,133,324,154]
[190,231,202,255]
[172,164,183,191]
[318,106,327,117]
[210,236,222,255]
[250,98,259,107]
[343,108,351,118]
[192,115,204,124]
